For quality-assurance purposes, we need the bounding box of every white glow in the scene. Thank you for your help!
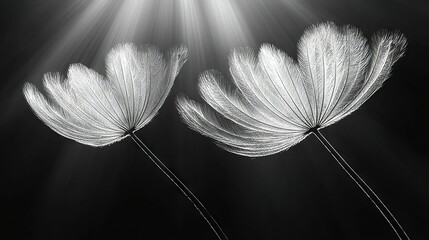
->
[204,0,252,47]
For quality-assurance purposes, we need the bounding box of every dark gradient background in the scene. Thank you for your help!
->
[1,0,429,239]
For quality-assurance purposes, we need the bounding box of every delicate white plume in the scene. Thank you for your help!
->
[24,43,188,146]
[177,22,406,157]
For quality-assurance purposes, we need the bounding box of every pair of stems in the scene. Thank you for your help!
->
[130,131,409,240]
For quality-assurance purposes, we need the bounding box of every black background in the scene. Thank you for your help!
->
[1,0,429,239]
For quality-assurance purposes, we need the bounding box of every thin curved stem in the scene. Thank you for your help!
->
[129,132,228,240]
[313,130,410,240]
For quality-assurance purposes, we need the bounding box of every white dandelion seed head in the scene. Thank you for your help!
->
[177,22,406,157]
[24,43,188,147]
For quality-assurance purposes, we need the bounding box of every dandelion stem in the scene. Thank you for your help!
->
[313,130,410,240]
[129,132,229,240]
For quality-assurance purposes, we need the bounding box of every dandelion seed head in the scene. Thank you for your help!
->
[177,22,406,157]
[24,43,188,147]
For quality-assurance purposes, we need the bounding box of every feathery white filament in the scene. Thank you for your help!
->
[24,43,188,147]
[177,22,406,157]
